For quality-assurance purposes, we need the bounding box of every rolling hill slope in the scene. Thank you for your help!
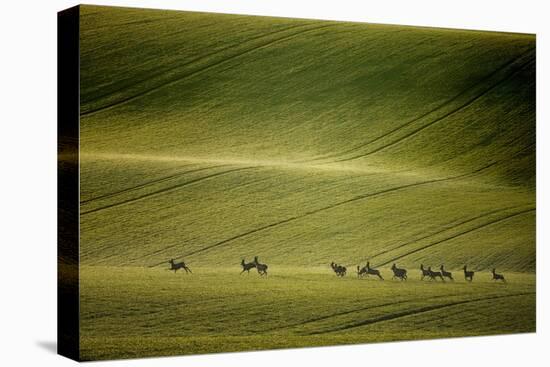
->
[78,5,535,271]
[71,5,536,360]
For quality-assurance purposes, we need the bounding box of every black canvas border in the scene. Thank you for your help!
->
[57,4,80,362]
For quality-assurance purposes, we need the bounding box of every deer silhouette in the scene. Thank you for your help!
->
[420,264,431,280]
[391,263,407,281]
[240,259,256,274]
[253,256,268,276]
[427,266,445,281]
[168,258,192,274]
[331,262,347,277]
[492,268,506,282]
[365,262,384,280]
[463,265,474,282]
[440,265,454,281]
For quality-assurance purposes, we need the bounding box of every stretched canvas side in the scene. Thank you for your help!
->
[57,5,80,362]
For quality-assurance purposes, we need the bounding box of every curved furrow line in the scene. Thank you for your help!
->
[333,56,536,163]
[266,301,407,333]
[375,208,535,267]
[305,292,534,335]
[81,22,319,111]
[143,144,527,265]
[135,176,320,265]
[174,214,305,261]
[172,160,499,260]
[506,140,535,159]
[423,126,535,173]
[297,161,496,216]
[80,164,226,205]
[144,246,193,267]
[81,23,337,117]
[304,47,535,164]
[264,292,459,333]
[502,129,535,153]
[362,204,528,264]
[81,166,258,216]
[138,177,355,265]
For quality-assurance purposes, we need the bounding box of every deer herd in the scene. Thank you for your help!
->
[240,256,268,276]
[345,262,505,282]
[167,257,506,283]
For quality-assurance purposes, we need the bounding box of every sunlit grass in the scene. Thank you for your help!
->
[73,5,535,360]
[79,266,535,360]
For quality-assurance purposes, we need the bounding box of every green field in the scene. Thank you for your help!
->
[73,5,535,360]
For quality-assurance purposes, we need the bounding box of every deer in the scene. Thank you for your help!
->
[463,265,474,282]
[254,256,268,276]
[427,266,445,281]
[331,262,346,277]
[168,258,192,274]
[420,264,431,280]
[365,262,384,280]
[339,265,347,276]
[492,268,506,282]
[240,259,256,274]
[440,265,454,281]
[391,263,407,281]
[356,264,368,278]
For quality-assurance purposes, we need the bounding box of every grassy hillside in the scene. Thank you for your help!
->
[80,266,534,360]
[73,5,535,360]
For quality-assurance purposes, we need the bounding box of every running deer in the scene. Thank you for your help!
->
[365,262,384,280]
[254,256,268,276]
[391,263,407,281]
[168,258,192,274]
[240,259,256,274]
[427,266,445,281]
[492,268,506,282]
[357,264,368,278]
[463,265,474,282]
[331,262,347,277]
[420,264,431,280]
[440,265,454,281]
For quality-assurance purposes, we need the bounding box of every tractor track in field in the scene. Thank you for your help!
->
[306,291,534,335]
[81,23,336,117]
[81,166,258,215]
[264,292,460,333]
[363,204,528,264]
[136,174,366,266]
[332,56,536,163]
[81,13,252,53]
[421,127,535,173]
[105,163,357,265]
[81,22,320,109]
[303,48,534,164]
[376,208,535,267]
[86,136,532,264]
[175,160,503,259]
[80,163,217,204]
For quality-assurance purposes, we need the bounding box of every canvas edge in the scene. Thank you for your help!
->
[57,4,81,362]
